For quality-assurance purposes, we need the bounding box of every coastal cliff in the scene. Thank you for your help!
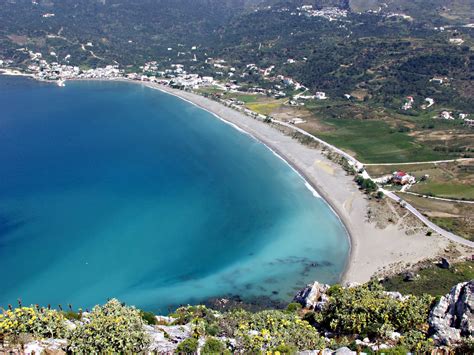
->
[1,279,473,354]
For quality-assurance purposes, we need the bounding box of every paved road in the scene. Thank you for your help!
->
[272,119,474,247]
[272,119,360,165]
[364,158,474,166]
[400,191,474,205]
[381,189,474,248]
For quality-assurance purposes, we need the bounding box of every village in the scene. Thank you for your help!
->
[1,45,472,129]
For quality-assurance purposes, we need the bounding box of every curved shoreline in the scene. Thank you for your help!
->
[147,83,354,282]
[5,74,458,283]
[78,78,455,283]
[76,78,354,280]
[135,83,458,284]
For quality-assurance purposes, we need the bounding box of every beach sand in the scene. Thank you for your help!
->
[145,83,470,283]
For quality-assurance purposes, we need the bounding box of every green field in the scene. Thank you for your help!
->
[229,93,259,104]
[314,119,451,164]
[383,260,474,296]
[195,87,225,95]
[412,182,474,200]
[430,217,474,241]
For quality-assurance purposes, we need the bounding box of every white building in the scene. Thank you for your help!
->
[315,92,327,100]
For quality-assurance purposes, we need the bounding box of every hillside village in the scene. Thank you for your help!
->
[1,48,472,129]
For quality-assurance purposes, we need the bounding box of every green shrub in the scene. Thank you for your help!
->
[454,338,474,354]
[286,303,302,313]
[67,299,150,353]
[272,343,298,354]
[327,284,343,296]
[172,305,217,325]
[376,345,410,354]
[221,309,324,352]
[176,337,199,354]
[63,310,81,321]
[302,311,318,326]
[355,176,377,192]
[205,322,220,336]
[320,283,433,339]
[140,310,157,325]
[398,330,434,353]
[0,306,67,340]
[201,337,226,354]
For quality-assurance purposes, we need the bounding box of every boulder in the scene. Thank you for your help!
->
[384,291,409,301]
[334,347,357,354]
[146,323,192,353]
[160,324,192,342]
[24,339,67,355]
[403,271,416,282]
[155,315,175,325]
[429,280,474,345]
[145,325,177,353]
[439,258,450,269]
[293,281,330,310]
[388,331,401,340]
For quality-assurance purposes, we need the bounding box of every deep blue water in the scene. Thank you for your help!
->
[0,76,349,312]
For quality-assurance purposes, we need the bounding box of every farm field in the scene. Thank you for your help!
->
[310,119,451,164]
[412,182,474,200]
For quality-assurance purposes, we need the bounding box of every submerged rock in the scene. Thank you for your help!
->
[429,280,474,345]
[293,281,330,310]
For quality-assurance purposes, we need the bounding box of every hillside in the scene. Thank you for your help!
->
[1,277,473,353]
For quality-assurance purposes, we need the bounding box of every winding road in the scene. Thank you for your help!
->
[381,189,474,248]
[399,191,474,205]
[364,158,474,166]
[271,119,474,248]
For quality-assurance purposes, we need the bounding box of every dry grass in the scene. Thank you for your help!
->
[401,194,474,240]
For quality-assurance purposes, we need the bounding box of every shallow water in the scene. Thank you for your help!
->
[0,77,349,312]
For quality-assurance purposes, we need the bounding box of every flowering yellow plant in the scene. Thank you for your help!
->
[0,306,66,339]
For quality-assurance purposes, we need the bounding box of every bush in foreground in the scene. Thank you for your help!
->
[67,299,150,353]
[320,283,434,339]
[220,309,325,352]
[0,306,66,341]
[176,337,199,354]
[201,337,227,354]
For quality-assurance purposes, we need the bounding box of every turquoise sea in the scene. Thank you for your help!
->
[0,76,349,312]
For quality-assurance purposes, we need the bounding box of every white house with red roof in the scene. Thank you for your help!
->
[392,171,416,185]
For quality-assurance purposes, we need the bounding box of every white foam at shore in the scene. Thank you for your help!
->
[146,83,321,199]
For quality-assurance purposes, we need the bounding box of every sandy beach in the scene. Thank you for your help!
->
[0,68,36,78]
[141,82,471,283]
